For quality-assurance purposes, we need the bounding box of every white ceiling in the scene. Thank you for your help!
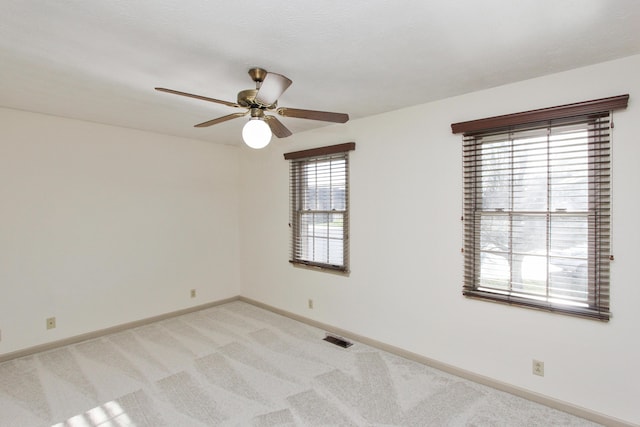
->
[2,1,640,146]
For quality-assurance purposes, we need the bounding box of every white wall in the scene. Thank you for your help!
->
[239,54,640,425]
[0,109,241,354]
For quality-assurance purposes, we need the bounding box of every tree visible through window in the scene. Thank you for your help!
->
[452,95,629,320]
[477,125,590,303]
[284,143,355,272]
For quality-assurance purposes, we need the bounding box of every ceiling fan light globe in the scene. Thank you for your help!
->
[242,118,272,149]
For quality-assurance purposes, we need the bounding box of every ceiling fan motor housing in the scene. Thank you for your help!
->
[237,89,276,109]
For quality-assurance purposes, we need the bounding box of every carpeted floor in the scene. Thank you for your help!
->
[0,301,599,426]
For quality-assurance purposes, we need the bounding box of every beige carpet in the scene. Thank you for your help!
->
[0,301,599,426]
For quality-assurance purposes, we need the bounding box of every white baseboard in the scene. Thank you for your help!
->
[0,296,240,363]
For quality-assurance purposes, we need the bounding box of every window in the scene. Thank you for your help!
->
[452,95,629,320]
[284,143,355,272]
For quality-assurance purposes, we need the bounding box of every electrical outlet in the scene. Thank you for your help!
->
[46,317,56,330]
[532,359,544,376]
[308,299,313,309]
[190,289,196,298]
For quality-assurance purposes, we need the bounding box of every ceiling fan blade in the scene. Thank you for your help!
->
[155,87,240,108]
[255,72,292,106]
[194,111,248,128]
[277,107,349,123]
[264,115,293,138]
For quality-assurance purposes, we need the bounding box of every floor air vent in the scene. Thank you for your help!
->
[323,333,353,348]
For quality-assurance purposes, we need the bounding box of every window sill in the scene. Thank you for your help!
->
[289,259,350,275]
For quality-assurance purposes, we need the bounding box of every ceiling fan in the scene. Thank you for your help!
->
[155,67,349,148]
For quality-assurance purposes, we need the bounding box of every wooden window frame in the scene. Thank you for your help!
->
[452,95,628,320]
[285,143,355,272]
